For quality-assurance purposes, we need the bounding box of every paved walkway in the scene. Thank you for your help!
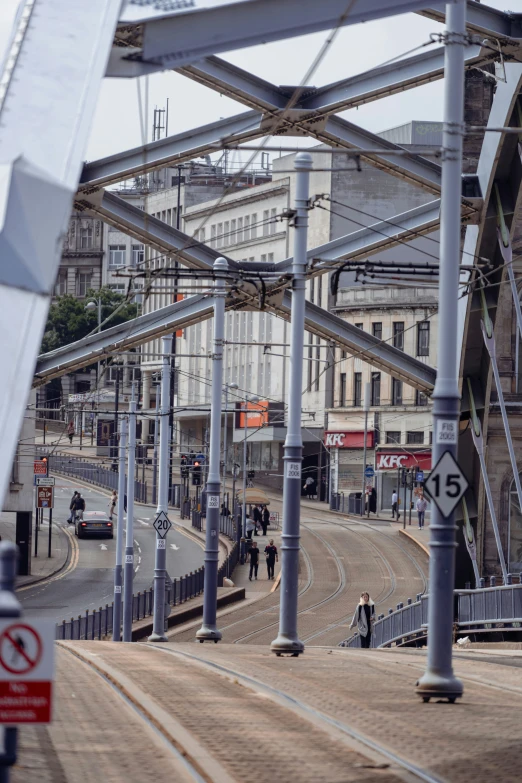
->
[14,640,522,783]
[0,512,70,588]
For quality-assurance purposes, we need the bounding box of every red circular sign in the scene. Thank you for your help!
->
[0,624,43,675]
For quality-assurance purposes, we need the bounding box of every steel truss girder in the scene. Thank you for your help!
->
[420,4,522,39]
[33,294,213,385]
[34,289,436,392]
[118,0,455,68]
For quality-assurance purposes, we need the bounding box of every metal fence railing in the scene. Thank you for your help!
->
[55,538,239,641]
[340,576,522,649]
[41,450,148,504]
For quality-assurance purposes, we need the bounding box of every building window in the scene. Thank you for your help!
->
[244,215,250,242]
[415,389,429,406]
[223,221,229,246]
[353,372,362,406]
[393,322,404,350]
[386,431,401,445]
[237,217,243,243]
[339,373,346,407]
[355,322,363,330]
[54,271,67,296]
[230,219,236,244]
[417,322,430,356]
[217,223,223,248]
[76,272,92,298]
[210,225,216,248]
[80,225,93,249]
[263,210,269,236]
[392,378,403,405]
[371,372,381,406]
[109,284,126,296]
[407,431,424,444]
[106,364,123,384]
[132,244,144,266]
[198,227,205,244]
[372,322,382,341]
[251,213,257,239]
[109,245,126,268]
[270,208,277,235]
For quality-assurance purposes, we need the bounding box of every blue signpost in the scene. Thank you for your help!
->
[364,466,375,480]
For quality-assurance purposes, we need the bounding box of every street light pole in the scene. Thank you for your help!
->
[113,415,128,641]
[149,336,171,642]
[271,151,312,657]
[197,257,227,642]
[416,0,465,703]
[122,384,136,643]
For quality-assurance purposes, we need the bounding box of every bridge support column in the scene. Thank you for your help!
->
[416,0,465,704]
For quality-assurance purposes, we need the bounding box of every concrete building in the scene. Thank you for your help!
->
[56,211,103,298]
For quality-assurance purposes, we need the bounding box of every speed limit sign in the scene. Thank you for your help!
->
[424,451,468,518]
[153,511,172,538]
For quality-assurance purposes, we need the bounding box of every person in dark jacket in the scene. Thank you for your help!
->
[252,505,261,536]
[73,493,86,521]
[67,491,79,523]
[369,487,377,515]
[261,505,270,536]
[349,592,375,648]
[264,539,278,579]
[248,541,259,581]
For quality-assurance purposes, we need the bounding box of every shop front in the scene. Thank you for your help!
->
[325,431,374,506]
[375,449,432,513]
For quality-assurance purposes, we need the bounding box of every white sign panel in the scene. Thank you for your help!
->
[35,477,55,487]
[207,495,219,509]
[287,462,301,480]
[424,451,469,518]
[436,420,458,444]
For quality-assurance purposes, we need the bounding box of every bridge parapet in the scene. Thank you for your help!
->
[340,579,522,649]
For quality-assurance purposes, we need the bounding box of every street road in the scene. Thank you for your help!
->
[19,477,204,624]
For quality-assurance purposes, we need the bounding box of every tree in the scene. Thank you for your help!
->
[40,287,138,354]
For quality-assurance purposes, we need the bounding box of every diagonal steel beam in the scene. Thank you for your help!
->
[79,111,265,190]
[118,0,453,68]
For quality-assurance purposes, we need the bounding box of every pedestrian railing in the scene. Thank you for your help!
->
[41,450,148,505]
[191,509,203,531]
[55,538,239,641]
[340,576,522,649]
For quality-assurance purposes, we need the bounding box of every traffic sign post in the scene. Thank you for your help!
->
[416,471,424,483]
[153,511,172,539]
[423,452,469,519]
[35,477,55,487]
[36,486,54,509]
[33,461,47,476]
[364,466,375,479]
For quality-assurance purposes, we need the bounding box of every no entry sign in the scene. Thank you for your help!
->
[0,619,54,724]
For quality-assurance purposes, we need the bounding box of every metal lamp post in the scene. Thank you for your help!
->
[196,257,228,643]
[225,382,239,524]
[271,151,312,657]
[112,414,128,641]
[85,297,102,440]
[361,382,370,516]
[241,393,259,561]
[416,0,465,703]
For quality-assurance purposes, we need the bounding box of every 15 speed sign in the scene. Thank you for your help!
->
[424,451,469,518]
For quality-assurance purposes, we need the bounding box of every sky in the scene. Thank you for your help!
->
[0,0,512,166]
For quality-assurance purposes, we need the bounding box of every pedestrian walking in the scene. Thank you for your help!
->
[253,505,261,536]
[391,489,400,521]
[73,492,85,521]
[304,475,314,498]
[221,502,230,518]
[349,592,375,648]
[261,505,270,536]
[416,495,428,529]
[248,541,259,581]
[66,420,75,445]
[67,491,78,523]
[108,490,117,520]
[245,514,255,540]
[369,487,377,515]
[264,539,278,580]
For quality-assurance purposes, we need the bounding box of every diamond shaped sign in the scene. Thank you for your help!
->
[424,451,469,519]
[153,511,172,538]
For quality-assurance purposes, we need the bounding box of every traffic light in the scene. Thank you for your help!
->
[192,460,202,486]
[180,454,189,478]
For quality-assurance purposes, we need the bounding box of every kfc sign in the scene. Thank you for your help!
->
[376,451,431,470]
[324,431,373,449]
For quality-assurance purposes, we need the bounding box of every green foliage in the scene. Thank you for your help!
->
[40,287,138,354]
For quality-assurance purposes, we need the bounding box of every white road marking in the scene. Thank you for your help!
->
[99,544,108,550]
[138,556,141,564]
[135,565,140,573]
[170,544,180,551]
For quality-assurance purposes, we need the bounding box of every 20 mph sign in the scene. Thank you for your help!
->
[424,451,469,518]
[0,619,54,724]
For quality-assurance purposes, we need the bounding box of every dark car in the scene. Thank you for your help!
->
[75,511,113,539]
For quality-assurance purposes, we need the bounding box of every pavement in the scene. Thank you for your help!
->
[0,512,69,588]
[14,640,522,783]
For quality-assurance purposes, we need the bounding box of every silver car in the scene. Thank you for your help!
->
[75,511,113,539]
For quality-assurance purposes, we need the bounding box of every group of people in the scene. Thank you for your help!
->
[391,490,428,528]
[245,504,270,538]
[67,491,85,523]
[247,539,278,581]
